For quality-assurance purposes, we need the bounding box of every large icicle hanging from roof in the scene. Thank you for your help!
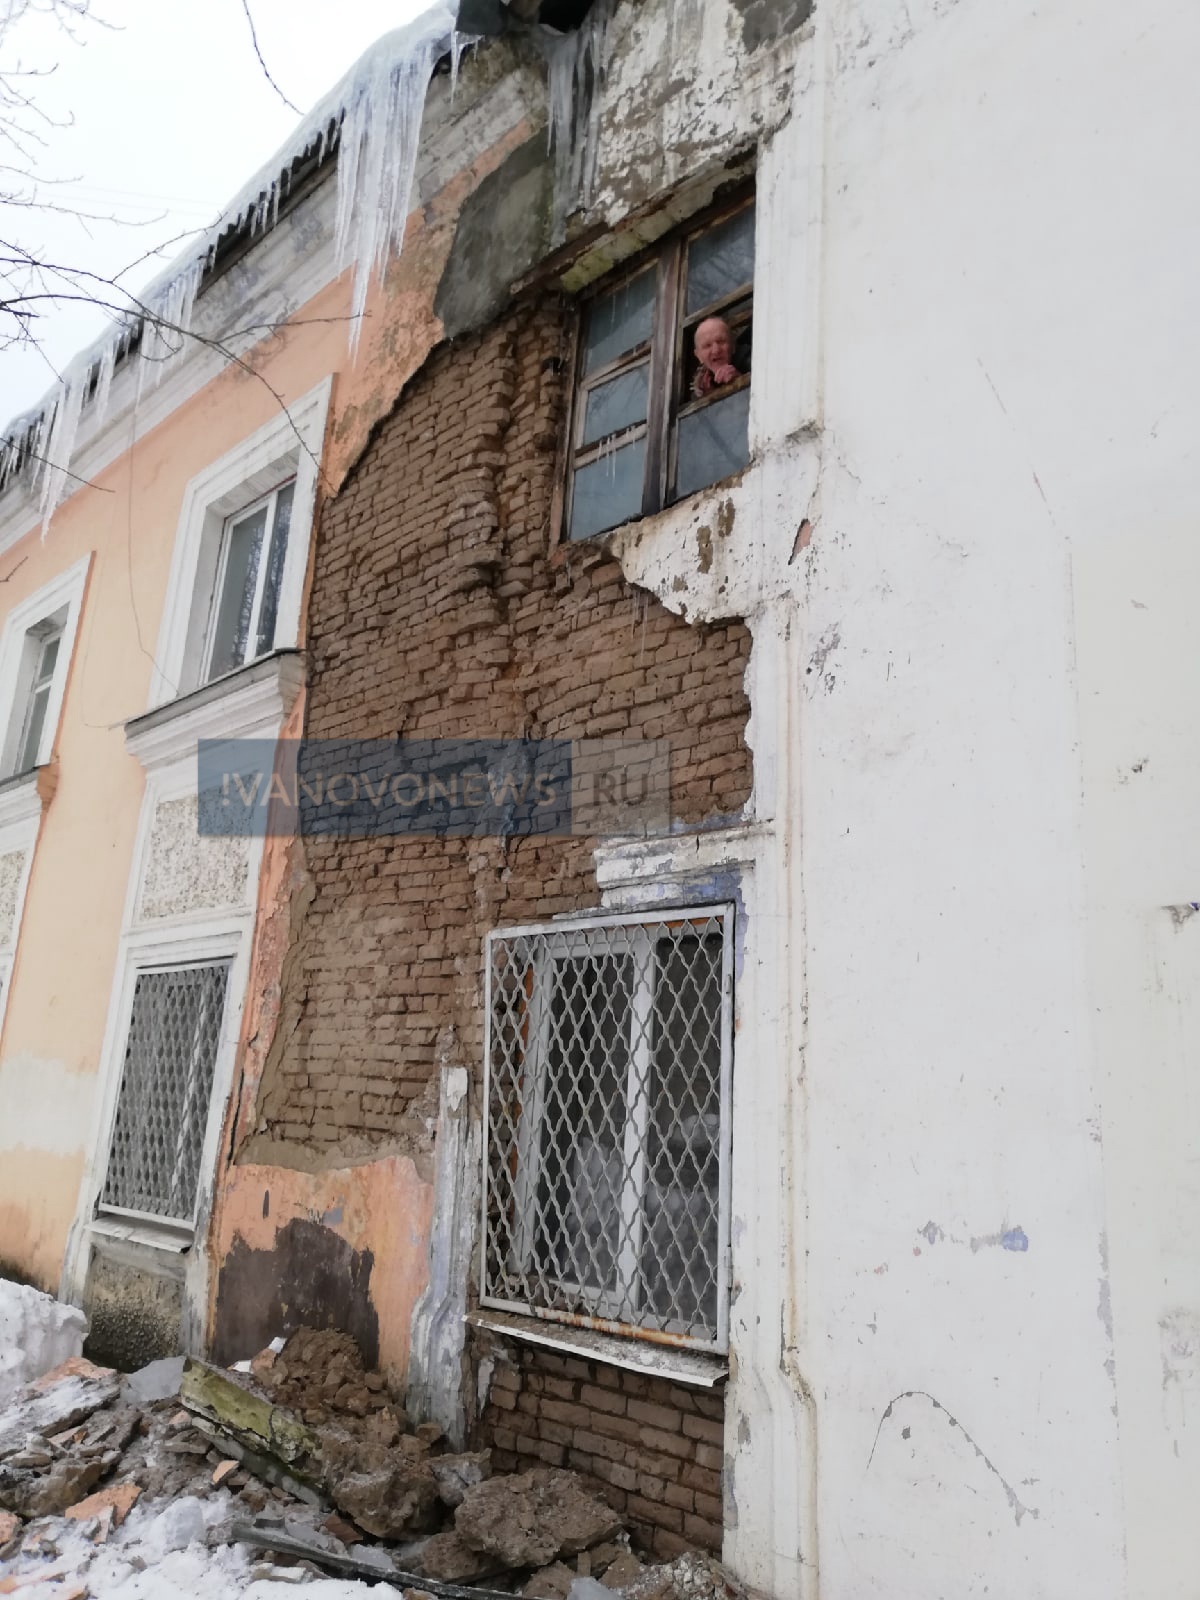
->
[333,2,459,347]
[543,0,617,230]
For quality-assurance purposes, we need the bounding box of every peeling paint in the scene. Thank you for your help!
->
[697,523,714,573]
[969,1225,1030,1255]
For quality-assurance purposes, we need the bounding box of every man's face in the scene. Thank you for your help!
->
[695,318,733,370]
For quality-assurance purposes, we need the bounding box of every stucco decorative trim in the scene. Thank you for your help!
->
[0,802,41,1047]
[0,771,42,831]
[125,649,305,774]
[594,820,769,892]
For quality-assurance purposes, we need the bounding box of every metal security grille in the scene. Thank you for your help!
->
[483,906,733,1352]
[100,962,231,1224]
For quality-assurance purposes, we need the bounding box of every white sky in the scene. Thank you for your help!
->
[0,0,435,423]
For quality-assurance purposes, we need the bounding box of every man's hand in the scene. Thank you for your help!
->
[709,361,739,385]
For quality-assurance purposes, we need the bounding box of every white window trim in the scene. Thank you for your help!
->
[97,953,235,1229]
[70,917,253,1270]
[201,481,294,684]
[147,376,331,710]
[481,903,735,1355]
[0,553,90,786]
[125,648,305,776]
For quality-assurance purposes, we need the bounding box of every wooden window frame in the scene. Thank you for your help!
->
[561,186,755,543]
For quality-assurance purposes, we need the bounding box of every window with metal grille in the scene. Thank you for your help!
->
[483,907,734,1352]
[564,192,754,541]
[100,961,232,1225]
[202,479,295,684]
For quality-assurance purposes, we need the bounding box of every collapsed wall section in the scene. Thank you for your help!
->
[212,298,753,1516]
[479,1343,725,1559]
[248,298,752,1154]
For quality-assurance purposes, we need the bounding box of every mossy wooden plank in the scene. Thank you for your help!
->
[180,1359,320,1469]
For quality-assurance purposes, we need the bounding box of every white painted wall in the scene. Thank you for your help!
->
[599,0,1200,1592]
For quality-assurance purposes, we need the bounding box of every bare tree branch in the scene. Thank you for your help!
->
[238,0,301,114]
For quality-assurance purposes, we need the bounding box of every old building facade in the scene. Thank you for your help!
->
[1,0,1198,1595]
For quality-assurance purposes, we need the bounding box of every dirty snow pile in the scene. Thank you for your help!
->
[0,1278,87,1407]
[0,1301,745,1600]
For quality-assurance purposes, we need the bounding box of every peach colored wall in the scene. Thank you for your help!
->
[0,114,531,1292]
[209,1156,435,1377]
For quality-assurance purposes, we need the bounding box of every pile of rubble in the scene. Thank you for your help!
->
[0,1291,748,1600]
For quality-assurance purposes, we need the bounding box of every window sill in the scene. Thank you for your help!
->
[125,649,305,773]
[0,764,49,828]
[551,459,752,563]
[91,1211,193,1254]
[466,1308,728,1389]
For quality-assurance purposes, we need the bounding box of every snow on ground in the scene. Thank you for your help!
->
[2,1490,414,1597]
[0,1281,86,1408]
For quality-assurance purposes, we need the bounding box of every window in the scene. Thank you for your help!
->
[0,555,89,783]
[202,480,294,684]
[483,906,734,1352]
[12,616,64,775]
[99,960,232,1225]
[147,377,330,709]
[565,196,754,541]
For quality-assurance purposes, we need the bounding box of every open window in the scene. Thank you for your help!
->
[483,906,734,1353]
[9,616,64,776]
[201,479,295,684]
[0,555,89,784]
[147,377,330,709]
[565,194,754,541]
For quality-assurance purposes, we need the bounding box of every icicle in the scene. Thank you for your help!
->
[36,365,87,535]
[332,4,458,349]
[135,254,206,404]
[91,343,117,424]
[543,0,617,230]
[450,30,475,96]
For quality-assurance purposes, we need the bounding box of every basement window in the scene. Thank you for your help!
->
[564,194,754,540]
[482,906,734,1353]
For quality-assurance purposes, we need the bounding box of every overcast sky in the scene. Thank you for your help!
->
[0,0,435,423]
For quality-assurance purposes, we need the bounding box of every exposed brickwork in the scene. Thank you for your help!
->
[252,296,752,1151]
[479,1342,725,1558]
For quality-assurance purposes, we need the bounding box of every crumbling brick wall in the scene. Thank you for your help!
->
[247,296,747,1542]
[252,296,752,1150]
[480,1344,725,1558]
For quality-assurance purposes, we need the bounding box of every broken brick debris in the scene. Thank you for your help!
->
[454,1469,623,1570]
[64,1479,140,1525]
[0,1325,742,1600]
